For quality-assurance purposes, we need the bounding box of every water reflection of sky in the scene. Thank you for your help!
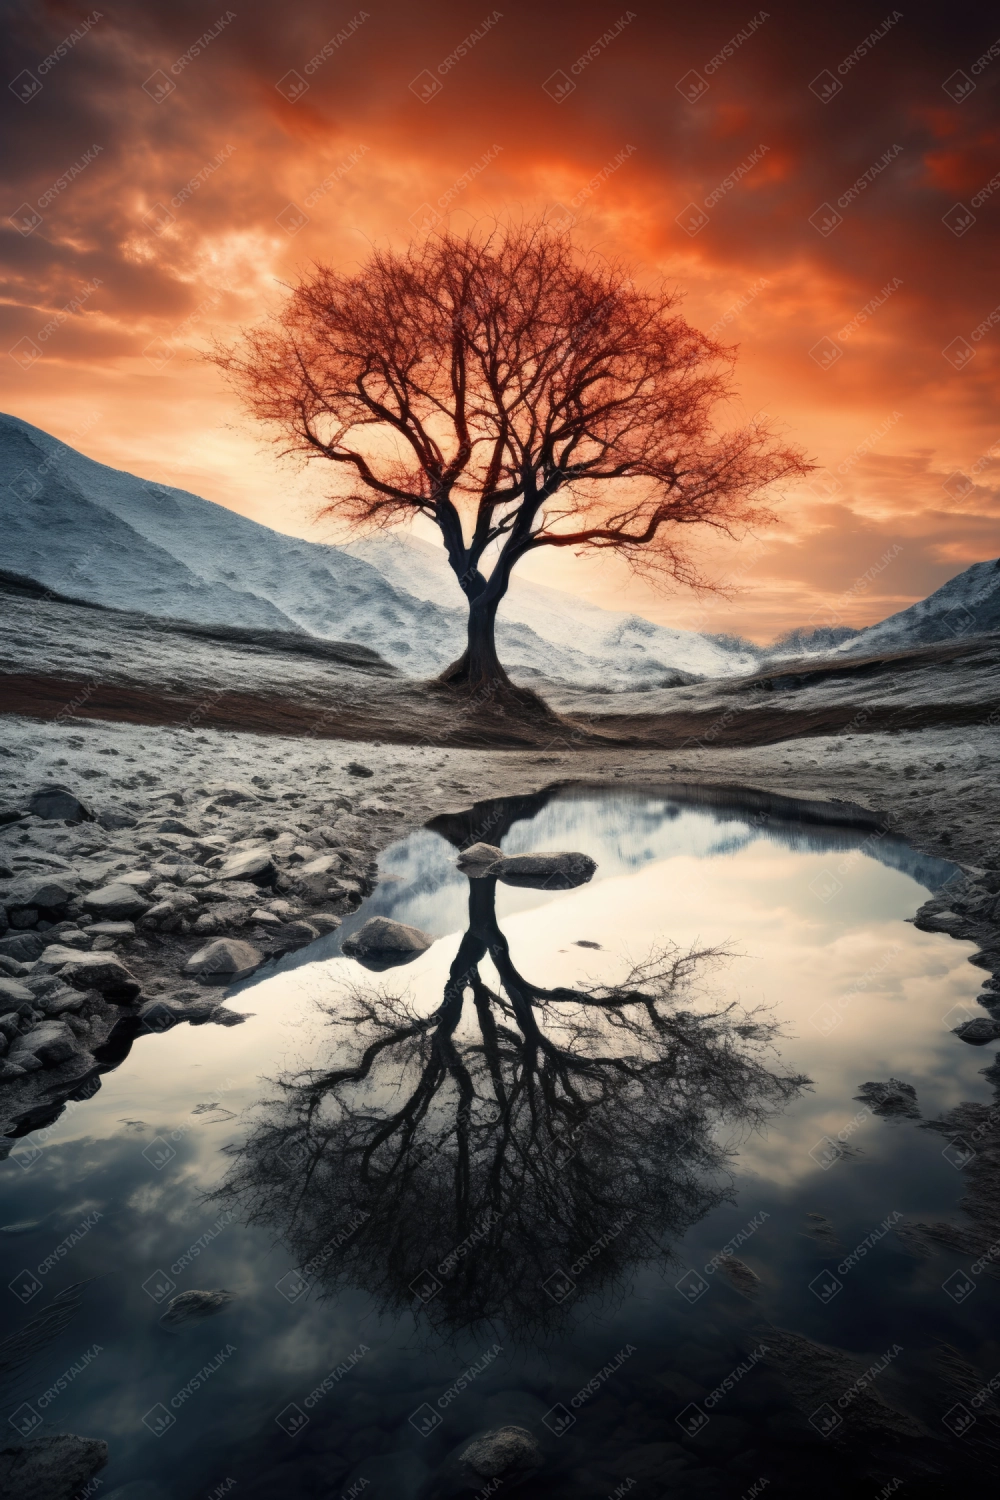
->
[0,786,994,1500]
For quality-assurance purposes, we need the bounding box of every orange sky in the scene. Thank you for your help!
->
[3,0,999,640]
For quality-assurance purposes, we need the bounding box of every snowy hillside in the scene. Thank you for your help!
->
[346,534,761,681]
[829,559,1000,656]
[0,412,757,688]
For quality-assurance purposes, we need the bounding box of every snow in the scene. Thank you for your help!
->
[2,412,995,689]
[0,412,756,689]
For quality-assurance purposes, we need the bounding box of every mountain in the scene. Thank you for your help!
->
[827,559,1000,656]
[0,412,756,687]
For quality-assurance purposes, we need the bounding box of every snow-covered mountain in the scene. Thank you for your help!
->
[0,412,757,687]
[2,412,996,686]
[826,560,1000,656]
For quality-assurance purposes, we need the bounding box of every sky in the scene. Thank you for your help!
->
[2,0,999,642]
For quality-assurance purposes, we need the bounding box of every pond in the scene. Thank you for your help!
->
[1,782,997,1500]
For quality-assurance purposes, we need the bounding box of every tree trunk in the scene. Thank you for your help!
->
[437,592,511,695]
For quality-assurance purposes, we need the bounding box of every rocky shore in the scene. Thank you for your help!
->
[0,710,997,1145]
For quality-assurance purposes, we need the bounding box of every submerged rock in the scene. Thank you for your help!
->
[489,851,597,890]
[342,916,433,969]
[183,938,262,982]
[0,1433,108,1500]
[953,1017,1000,1045]
[159,1288,234,1327]
[433,1425,543,1495]
[855,1078,920,1116]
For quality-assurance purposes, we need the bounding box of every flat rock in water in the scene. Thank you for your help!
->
[456,842,504,873]
[82,883,150,920]
[855,1078,920,1115]
[342,916,433,970]
[953,1018,1000,1045]
[489,851,597,890]
[216,848,277,886]
[28,784,95,823]
[0,1433,108,1500]
[183,938,262,982]
[159,1288,234,1327]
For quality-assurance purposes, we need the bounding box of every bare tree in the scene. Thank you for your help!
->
[213,221,810,698]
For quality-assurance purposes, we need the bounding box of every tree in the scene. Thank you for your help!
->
[213,221,810,700]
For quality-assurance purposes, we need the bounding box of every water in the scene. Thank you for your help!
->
[1,783,996,1499]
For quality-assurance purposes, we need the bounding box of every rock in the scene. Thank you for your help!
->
[489,852,597,889]
[298,853,339,877]
[115,871,156,892]
[4,875,79,913]
[38,943,90,970]
[855,1078,920,1115]
[0,809,26,827]
[342,916,433,969]
[156,819,200,835]
[159,1288,234,1327]
[0,979,34,1011]
[87,921,135,941]
[0,1061,27,1080]
[203,784,258,806]
[347,761,374,777]
[0,1433,108,1500]
[456,842,504,872]
[97,807,137,830]
[58,953,141,1002]
[0,933,47,963]
[200,881,262,904]
[9,910,38,930]
[216,848,277,887]
[435,1426,543,1495]
[183,938,262,983]
[9,1020,80,1068]
[306,913,342,935]
[28,784,95,823]
[271,921,321,949]
[250,908,284,928]
[953,1018,1000,1045]
[82,884,151,921]
[0,956,30,978]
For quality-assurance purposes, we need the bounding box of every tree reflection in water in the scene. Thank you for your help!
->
[217,805,808,1339]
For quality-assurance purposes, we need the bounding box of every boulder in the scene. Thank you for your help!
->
[0,1433,108,1500]
[456,842,504,873]
[0,955,30,978]
[82,884,151,921]
[4,875,78,913]
[298,853,339,878]
[347,761,374,777]
[489,852,597,890]
[183,938,262,983]
[97,808,137,830]
[216,848,277,887]
[9,1020,80,1068]
[156,819,200,835]
[953,1017,1000,1045]
[28,784,95,823]
[159,1288,234,1327]
[0,978,34,1011]
[270,921,321,950]
[342,917,433,969]
[855,1078,920,1115]
[0,809,25,828]
[203,784,258,806]
[0,933,47,963]
[58,953,141,1002]
[115,871,156,892]
[38,943,90,971]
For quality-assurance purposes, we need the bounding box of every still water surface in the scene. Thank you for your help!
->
[1,784,996,1499]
